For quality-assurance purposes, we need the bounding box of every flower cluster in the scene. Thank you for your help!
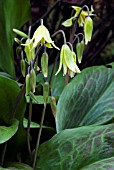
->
[62,6,94,44]
[13,5,95,92]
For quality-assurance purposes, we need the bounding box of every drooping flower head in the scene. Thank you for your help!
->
[55,44,80,78]
[62,6,94,27]
[31,19,59,50]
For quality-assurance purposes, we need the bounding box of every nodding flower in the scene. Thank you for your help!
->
[55,44,80,78]
[30,19,59,50]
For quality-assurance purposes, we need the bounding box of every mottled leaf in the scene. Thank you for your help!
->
[5,162,33,170]
[56,64,114,132]
[35,124,114,170]
[81,157,114,170]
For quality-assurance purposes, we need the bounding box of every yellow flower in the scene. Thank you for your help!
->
[31,23,59,50]
[62,6,94,27]
[55,44,80,78]
[24,39,35,64]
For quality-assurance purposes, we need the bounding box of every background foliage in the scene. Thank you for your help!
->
[0,0,114,170]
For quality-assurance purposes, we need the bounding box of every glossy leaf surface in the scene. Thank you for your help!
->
[36,124,114,170]
[0,119,19,144]
[56,64,114,132]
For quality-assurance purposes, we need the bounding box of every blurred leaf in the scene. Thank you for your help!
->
[5,162,33,170]
[0,119,19,144]
[36,63,65,97]
[80,157,114,170]
[26,95,50,104]
[23,118,51,128]
[56,63,114,132]
[0,0,30,77]
[35,124,114,170]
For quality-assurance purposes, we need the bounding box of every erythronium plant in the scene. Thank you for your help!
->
[13,6,93,169]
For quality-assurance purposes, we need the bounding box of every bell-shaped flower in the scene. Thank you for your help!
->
[31,23,59,50]
[55,44,80,78]
[24,39,35,64]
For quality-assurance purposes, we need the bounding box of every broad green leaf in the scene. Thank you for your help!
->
[56,64,114,132]
[80,157,114,170]
[0,119,19,144]
[26,95,50,104]
[0,74,26,124]
[0,168,10,170]
[36,63,65,97]
[23,118,54,130]
[0,0,30,77]
[23,118,43,128]
[5,162,33,170]
[0,74,26,160]
[35,124,114,170]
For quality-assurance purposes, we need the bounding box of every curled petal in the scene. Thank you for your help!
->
[75,64,81,73]
[62,17,74,27]
[55,47,64,75]
[63,45,76,73]
[51,42,60,50]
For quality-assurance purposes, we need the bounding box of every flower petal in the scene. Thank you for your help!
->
[62,18,73,27]
[51,42,60,50]
[32,26,42,47]
[55,46,64,75]
[63,57,67,76]
[45,42,53,48]
[42,25,53,43]
[68,69,75,78]
[63,45,76,72]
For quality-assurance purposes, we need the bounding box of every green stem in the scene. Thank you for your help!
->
[11,81,26,119]
[27,97,32,154]
[66,42,73,51]
[52,30,66,44]
[65,73,69,85]
[0,142,7,166]
[33,103,46,169]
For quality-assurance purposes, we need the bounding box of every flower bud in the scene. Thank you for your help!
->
[41,52,48,78]
[30,69,36,93]
[20,59,26,77]
[26,74,31,96]
[13,28,28,38]
[14,38,22,45]
[50,96,56,118]
[76,40,84,64]
[16,46,21,56]
[43,82,49,104]
[84,16,93,44]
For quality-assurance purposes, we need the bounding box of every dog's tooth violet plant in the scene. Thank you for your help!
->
[4,2,114,170]
[12,5,95,168]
